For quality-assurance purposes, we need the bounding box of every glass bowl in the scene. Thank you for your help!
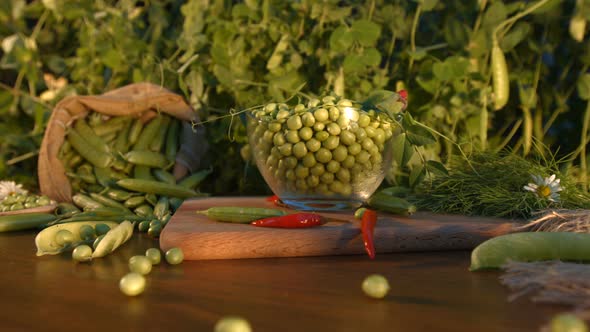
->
[247,97,397,211]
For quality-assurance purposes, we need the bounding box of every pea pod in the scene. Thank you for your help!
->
[178,168,212,189]
[124,150,169,168]
[491,41,509,110]
[89,193,132,213]
[128,118,144,145]
[74,118,110,153]
[106,189,137,201]
[92,220,134,258]
[133,165,155,181]
[367,192,416,216]
[153,169,176,185]
[117,179,198,198]
[72,193,104,210]
[150,115,170,152]
[153,197,169,220]
[67,128,113,168]
[35,221,119,256]
[133,115,163,150]
[114,119,133,153]
[197,206,287,223]
[470,232,590,271]
[0,213,57,232]
[165,119,180,162]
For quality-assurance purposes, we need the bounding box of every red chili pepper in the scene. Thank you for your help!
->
[266,195,284,206]
[397,89,408,111]
[251,213,324,228]
[361,209,378,259]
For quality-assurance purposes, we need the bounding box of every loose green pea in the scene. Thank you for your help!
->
[294,103,306,112]
[285,130,300,143]
[10,203,24,211]
[305,138,321,152]
[322,95,336,104]
[295,165,310,178]
[276,110,290,120]
[328,106,340,121]
[287,115,303,130]
[361,138,375,151]
[302,153,317,168]
[301,112,315,127]
[315,131,329,142]
[307,175,320,187]
[284,156,298,169]
[273,132,286,146]
[355,127,367,140]
[327,123,341,136]
[95,223,111,236]
[362,274,390,299]
[336,168,351,182]
[340,130,356,146]
[356,150,371,163]
[262,130,274,143]
[79,225,95,241]
[337,116,350,128]
[550,313,588,332]
[310,163,325,176]
[298,127,313,141]
[148,224,162,238]
[354,208,367,219]
[295,179,308,190]
[323,136,340,150]
[72,245,93,262]
[332,145,348,162]
[348,143,362,155]
[313,108,329,122]
[313,122,325,132]
[264,103,277,112]
[329,180,345,194]
[146,248,161,265]
[326,160,341,173]
[365,126,376,138]
[214,316,252,332]
[320,172,334,184]
[165,247,184,265]
[278,143,293,156]
[358,114,371,127]
[149,219,162,228]
[315,148,332,163]
[55,229,75,246]
[138,220,150,232]
[292,142,308,159]
[338,99,353,107]
[285,169,296,181]
[268,122,282,132]
[129,255,152,275]
[119,272,146,296]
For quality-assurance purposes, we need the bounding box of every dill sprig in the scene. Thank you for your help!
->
[412,152,590,219]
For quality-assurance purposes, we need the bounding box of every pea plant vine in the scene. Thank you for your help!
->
[1,0,590,195]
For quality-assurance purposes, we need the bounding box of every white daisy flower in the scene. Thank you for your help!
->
[0,181,28,201]
[523,174,562,202]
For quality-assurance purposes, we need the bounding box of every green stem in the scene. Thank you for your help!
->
[480,91,488,150]
[522,107,532,156]
[408,4,422,72]
[493,119,523,153]
[492,0,553,43]
[581,100,590,192]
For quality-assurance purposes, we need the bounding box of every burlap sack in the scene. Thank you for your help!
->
[38,83,203,202]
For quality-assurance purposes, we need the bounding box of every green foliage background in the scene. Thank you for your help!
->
[1,0,590,194]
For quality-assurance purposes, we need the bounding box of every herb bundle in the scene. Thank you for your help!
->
[412,152,590,219]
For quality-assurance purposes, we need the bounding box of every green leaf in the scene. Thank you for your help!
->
[360,48,381,66]
[101,49,123,69]
[432,61,452,81]
[415,76,439,94]
[421,0,439,12]
[329,26,353,52]
[444,18,469,49]
[343,54,364,73]
[362,90,406,117]
[392,133,415,167]
[482,1,507,29]
[350,20,381,46]
[425,160,448,176]
[409,164,426,188]
[500,22,531,52]
[407,48,427,60]
[404,124,436,146]
[578,74,590,100]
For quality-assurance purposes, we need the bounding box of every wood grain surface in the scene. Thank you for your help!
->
[159,197,520,260]
[0,231,566,332]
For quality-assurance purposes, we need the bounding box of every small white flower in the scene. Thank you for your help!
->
[0,181,28,201]
[523,174,562,202]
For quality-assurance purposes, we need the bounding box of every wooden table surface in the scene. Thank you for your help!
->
[0,230,565,332]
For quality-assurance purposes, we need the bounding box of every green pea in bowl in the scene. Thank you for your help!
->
[247,96,398,211]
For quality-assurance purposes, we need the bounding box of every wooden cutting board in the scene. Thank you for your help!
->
[159,196,520,260]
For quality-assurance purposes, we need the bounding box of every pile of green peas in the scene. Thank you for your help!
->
[0,193,53,212]
[248,96,396,199]
[119,247,184,296]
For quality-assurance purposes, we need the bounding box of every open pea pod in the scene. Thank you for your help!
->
[35,221,119,256]
[92,220,134,258]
